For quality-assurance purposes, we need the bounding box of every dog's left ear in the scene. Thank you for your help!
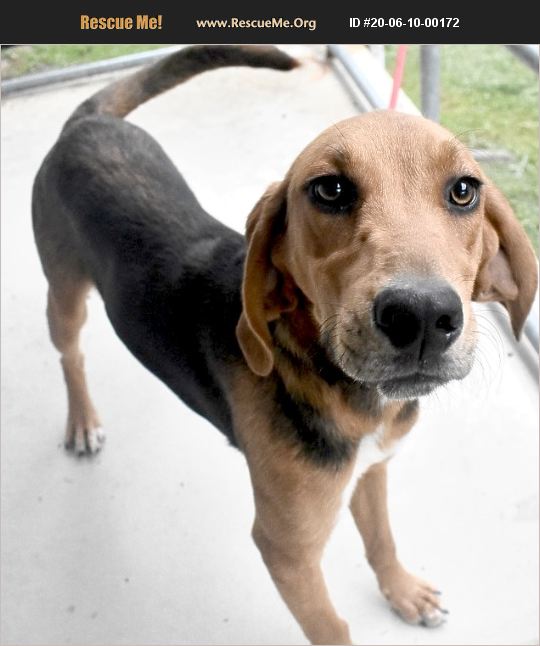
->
[236,181,296,376]
[473,183,537,339]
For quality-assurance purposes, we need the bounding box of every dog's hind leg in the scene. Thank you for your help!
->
[46,276,104,455]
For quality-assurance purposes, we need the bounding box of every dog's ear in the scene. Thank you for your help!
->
[236,181,296,376]
[473,183,537,339]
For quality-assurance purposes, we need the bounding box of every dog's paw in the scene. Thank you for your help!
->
[65,423,105,456]
[379,566,447,628]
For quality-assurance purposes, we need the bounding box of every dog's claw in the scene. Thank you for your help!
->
[65,425,105,456]
[87,427,105,453]
[420,608,446,628]
[74,429,86,455]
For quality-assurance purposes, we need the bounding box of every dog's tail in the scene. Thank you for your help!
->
[66,45,298,125]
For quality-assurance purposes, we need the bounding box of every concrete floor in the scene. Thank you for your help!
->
[1,46,538,645]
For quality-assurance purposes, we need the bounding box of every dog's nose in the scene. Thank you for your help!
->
[373,280,463,357]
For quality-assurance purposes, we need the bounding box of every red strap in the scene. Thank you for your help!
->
[389,45,408,109]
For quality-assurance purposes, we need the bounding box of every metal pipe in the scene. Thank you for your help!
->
[2,46,182,96]
[420,45,440,121]
[505,44,539,74]
[524,315,539,349]
[523,273,539,349]
[327,44,387,109]
[368,45,385,66]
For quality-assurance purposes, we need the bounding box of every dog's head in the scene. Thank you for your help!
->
[236,111,537,398]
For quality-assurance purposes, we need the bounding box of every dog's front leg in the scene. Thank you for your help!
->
[252,512,351,645]
[231,372,353,644]
[349,462,445,627]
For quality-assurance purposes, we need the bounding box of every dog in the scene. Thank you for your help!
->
[32,45,537,644]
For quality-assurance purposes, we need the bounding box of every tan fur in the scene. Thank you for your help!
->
[237,112,537,379]
[231,369,354,644]
[473,183,537,337]
[232,110,537,643]
[349,463,442,625]
[231,366,427,643]
[46,279,104,454]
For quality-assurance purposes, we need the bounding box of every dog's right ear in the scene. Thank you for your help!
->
[236,181,296,377]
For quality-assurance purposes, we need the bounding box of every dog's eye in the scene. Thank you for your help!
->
[448,177,479,210]
[308,175,357,214]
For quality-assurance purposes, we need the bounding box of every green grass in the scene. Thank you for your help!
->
[2,44,169,79]
[386,45,538,247]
